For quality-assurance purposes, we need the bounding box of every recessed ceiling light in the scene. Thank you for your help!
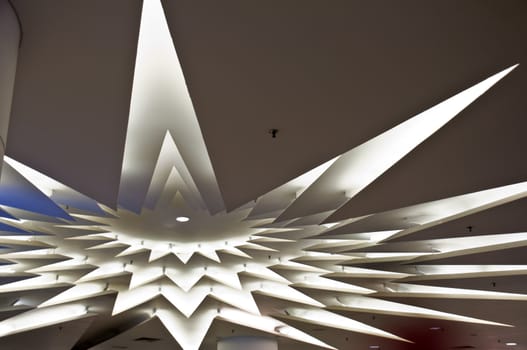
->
[175,216,190,222]
[506,343,517,346]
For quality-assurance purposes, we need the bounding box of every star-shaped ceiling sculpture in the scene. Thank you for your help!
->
[0,1,526,349]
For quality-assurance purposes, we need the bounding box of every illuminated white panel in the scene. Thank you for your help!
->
[76,263,129,283]
[144,132,205,211]
[217,307,335,349]
[378,232,527,262]
[241,263,291,283]
[327,266,411,279]
[250,280,325,307]
[5,156,101,214]
[112,285,159,315]
[278,65,518,221]
[325,295,511,326]
[205,265,243,290]
[343,181,527,241]
[282,307,410,342]
[0,304,90,336]
[128,265,165,288]
[209,285,260,315]
[291,274,375,294]
[161,283,209,317]
[402,265,527,281]
[156,307,216,350]
[377,282,527,301]
[164,266,206,292]
[118,0,223,214]
[40,282,110,307]
[0,274,70,293]
[248,157,338,219]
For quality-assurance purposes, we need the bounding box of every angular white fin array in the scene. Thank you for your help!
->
[0,0,524,349]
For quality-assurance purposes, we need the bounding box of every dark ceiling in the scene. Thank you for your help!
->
[3,1,527,349]
[7,0,527,216]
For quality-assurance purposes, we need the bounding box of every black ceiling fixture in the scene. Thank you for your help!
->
[133,337,161,343]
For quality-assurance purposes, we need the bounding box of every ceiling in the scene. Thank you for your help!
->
[3,0,527,349]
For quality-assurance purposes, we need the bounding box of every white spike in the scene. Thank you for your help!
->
[378,282,527,302]
[210,285,260,315]
[0,304,91,337]
[165,267,204,292]
[217,307,336,349]
[278,64,518,221]
[112,285,159,315]
[283,307,410,342]
[162,284,209,318]
[128,265,165,289]
[197,249,221,263]
[156,307,216,350]
[174,251,194,264]
[206,266,242,290]
[250,281,325,307]
[40,282,111,307]
[325,295,511,326]
[149,249,171,262]
[118,0,224,213]
[76,263,129,283]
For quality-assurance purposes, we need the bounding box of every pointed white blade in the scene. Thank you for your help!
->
[165,267,205,292]
[174,251,194,264]
[281,307,410,342]
[128,265,165,289]
[377,282,527,302]
[161,284,209,318]
[76,263,129,283]
[249,280,325,307]
[330,181,527,241]
[197,249,221,263]
[278,65,518,221]
[112,285,160,315]
[39,282,111,307]
[217,307,335,349]
[115,244,148,257]
[325,295,511,326]
[249,157,337,219]
[206,266,242,290]
[219,246,253,259]
[401,265,527,281]
[149,249,171,262]
[144,132,206,211]
[0,304,91,337]
[210,285,260,315]
[118,0,224,213]
[289,273,375,294]
[156,307,216,350]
